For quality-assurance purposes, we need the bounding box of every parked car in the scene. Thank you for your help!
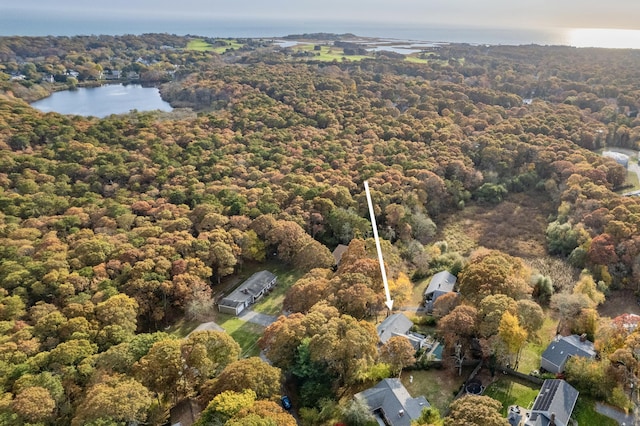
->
[281,395,292,410]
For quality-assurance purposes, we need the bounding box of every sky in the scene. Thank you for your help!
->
[4,0,640,31]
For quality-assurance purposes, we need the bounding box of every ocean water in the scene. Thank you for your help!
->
[1,11,639,49]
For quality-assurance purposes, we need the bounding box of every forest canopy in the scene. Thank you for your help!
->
[2,33,640,424]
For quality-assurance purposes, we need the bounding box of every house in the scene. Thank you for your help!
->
[423,271,457,312]
[603,151,629,168]
[331,244,349,267]
[377,313,427,350]
[612,313,640,333]
[524,379,579,426]
[217,270,277,315]
[540,334,596,374]
[355,378,429,426]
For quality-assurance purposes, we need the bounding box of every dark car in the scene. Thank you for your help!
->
[281,395,292,410]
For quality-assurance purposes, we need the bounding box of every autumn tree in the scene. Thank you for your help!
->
[379,336,416,375]
[497,311,527,367]
[458,250,531,305]
[309,314,379,388]
[11,386,56,424]
[72,375,153,426]
[438,304,478,347]
[201,357,281,402]
[445,395,509,426]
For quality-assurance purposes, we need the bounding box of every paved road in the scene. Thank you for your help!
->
[238,309,278,327]
[595,402,637,425]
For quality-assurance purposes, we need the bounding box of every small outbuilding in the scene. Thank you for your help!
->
[217,270,277,316]
[423,271,457,312]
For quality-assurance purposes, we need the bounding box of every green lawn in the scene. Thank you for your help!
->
[516,314,558,374]
[186,39,214,51]
[573,398,618,426]
[251,262,304,315]
[404,56,429,64]
[400,368,472,414]
[186,38,243,53]
[483,377,540,415]
[216,314,264,357]
[291,44,370,62]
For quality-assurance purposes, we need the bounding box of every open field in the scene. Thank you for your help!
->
[437,192,553,258]
[186,38,244,53]
[186,39,214,51]
[291,44,369,61]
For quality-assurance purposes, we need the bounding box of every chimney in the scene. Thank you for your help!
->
[398,409,404,417]
[580,333,587,342]
[550,412,556,425]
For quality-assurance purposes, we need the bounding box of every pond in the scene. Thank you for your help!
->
[30,84,173,118]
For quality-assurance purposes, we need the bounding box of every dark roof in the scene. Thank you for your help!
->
[218,270,276,307]
[377,313,414,344]
[541,335,596,372]
[424,271,456,296]
[526,380,578,426]
[355,378,429,426]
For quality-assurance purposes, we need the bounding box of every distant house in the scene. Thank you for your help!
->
[377,313,427,350]
[540,334,596,374]
[603,151,629,168]
[217,270,277,315]
[423,271,457,312]
[525,379,579,426]
[355,378,429,426]
[332,244,349,267]
[612,313,640,334]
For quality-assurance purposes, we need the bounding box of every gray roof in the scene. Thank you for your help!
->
[541,334,596,372]
[332,244,349,265]
[355,378,429,426]
[218,270,276,307]
[526,380,579,426]
[424,271,456,297]
[377,313,414,344]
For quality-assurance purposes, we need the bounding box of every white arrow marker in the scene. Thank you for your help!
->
[364,181,394,311]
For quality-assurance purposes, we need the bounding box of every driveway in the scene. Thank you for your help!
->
[238,309,278,327]
[595,402,637,425]
[187,321,225,337]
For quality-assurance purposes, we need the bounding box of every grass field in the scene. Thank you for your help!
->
[291,44,369,62]
[186,39,214,51]
[483,377,540,415]
[186,38,243,53]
